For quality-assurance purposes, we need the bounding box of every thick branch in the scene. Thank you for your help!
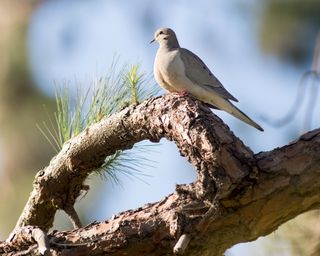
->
[2,94,320,255]
[14,94,251,231]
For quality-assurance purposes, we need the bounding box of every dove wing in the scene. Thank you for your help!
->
[180,48,238,102]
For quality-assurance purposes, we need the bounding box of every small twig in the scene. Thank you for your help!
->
[64,204,82,228]
[32,228,49,255]
[4,226,49,255]
[173,234,191,255]
[260,71,316,127]
[312,30,320,72]
[303,77,319,132]
[49,234,101,248]
[261,30,320,130]
[50,239,88,248]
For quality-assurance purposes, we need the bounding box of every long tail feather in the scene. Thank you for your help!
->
[225,102,264,131]
[206,95,263,131]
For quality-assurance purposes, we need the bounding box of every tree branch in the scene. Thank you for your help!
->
[1,94,320,255]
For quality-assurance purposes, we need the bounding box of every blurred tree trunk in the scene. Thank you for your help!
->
[0,0,55,237]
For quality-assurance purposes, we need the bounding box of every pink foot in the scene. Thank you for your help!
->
[176,90,189,97]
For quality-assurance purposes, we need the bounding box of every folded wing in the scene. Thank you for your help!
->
[180,48,238,102]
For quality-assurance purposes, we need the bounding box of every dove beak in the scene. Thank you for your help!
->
[150,38,155,44]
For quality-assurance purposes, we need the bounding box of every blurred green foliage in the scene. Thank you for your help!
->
[260,0,320,66]
[0,0,56,238]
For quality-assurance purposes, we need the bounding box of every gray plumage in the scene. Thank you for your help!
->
[151,27,263,131]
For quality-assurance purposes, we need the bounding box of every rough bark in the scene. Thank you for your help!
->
[1,94,320,256]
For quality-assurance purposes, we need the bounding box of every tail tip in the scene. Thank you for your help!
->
[256,125,264,132]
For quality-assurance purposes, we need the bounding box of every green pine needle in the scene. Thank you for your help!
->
[37,63,160,183]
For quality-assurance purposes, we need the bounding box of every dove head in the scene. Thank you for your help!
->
[151,28,180,50]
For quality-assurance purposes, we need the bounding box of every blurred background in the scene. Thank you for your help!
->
[0,0,320,255]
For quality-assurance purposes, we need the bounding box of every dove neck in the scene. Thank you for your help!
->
[160,39,180,51]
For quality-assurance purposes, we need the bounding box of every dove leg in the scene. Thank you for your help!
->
[176,90,189,96]
[179,90,189,96]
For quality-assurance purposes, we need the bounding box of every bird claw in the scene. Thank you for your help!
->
[176,90,189,97]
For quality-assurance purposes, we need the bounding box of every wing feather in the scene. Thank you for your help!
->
[179,48,238,102]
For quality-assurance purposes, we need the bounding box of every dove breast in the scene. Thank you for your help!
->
[154,49,195,92]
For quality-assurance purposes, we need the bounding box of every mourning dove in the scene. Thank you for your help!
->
[151,28,263,131]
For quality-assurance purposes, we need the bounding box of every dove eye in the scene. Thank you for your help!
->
[159,31,164,35]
